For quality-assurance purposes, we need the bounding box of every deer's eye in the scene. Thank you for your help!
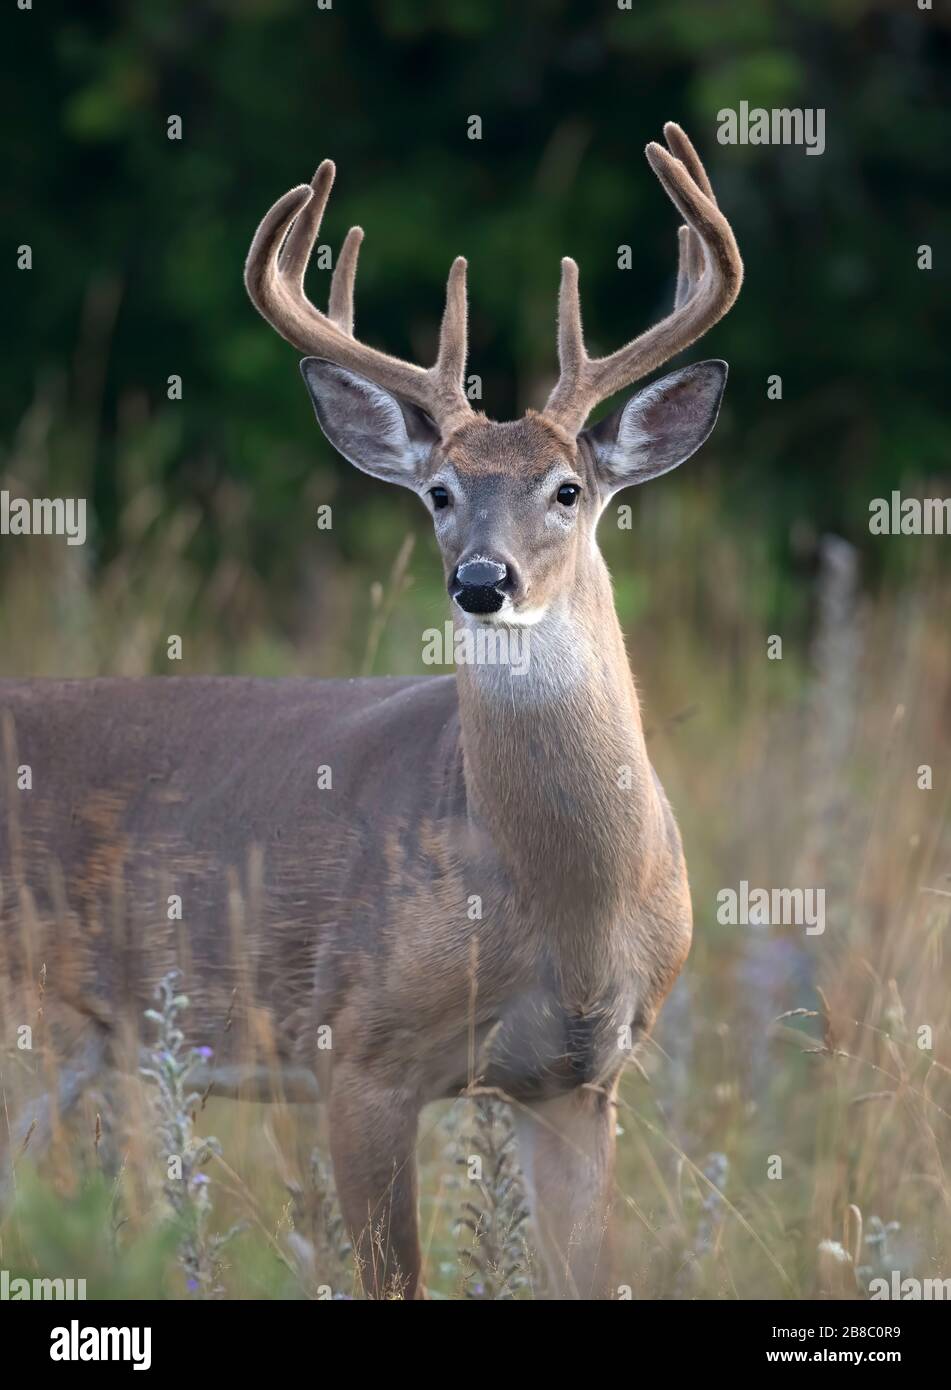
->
[556,484,581,507]
[429,486,450,510]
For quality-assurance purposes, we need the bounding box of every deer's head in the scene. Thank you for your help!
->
[246,124,742,626]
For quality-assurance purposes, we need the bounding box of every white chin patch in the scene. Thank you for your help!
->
[478,598,548,628]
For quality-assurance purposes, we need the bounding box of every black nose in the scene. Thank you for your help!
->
[456,559,507,589]
[452,558,510,614]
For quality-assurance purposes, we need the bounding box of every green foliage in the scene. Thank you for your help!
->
[2,1171,178,1300]
[3,0,948,607]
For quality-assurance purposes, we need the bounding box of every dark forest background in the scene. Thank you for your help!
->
[3,0,949,653]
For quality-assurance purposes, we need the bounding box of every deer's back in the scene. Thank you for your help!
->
[0,676,465,1050]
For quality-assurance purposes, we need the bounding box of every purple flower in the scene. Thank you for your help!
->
[195,1046,214,1060]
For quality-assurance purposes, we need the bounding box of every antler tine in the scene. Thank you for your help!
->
[278,160,336,288]
[675,218,706,308]
[245,165,472,434]
[663,121,715,200]
[555,256,585,387]
[667,121,713,307]
[275,161,364,336]
[327,225,364,335]
[436,256,469,395]
[544,125,742,434]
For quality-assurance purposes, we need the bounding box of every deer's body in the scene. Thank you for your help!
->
[0,542,689,1069]
[1,596,686,1100]
[0,124,740,1298]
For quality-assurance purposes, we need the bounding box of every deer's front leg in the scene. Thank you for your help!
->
[328,1069,423,1299]
[515,1080,619,1300]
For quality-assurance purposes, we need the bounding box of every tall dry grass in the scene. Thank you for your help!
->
[1,400,949,1298]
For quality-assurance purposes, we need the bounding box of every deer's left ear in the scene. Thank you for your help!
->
[581,360,727,493]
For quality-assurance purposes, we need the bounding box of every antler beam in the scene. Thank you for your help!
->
[543,123,743,434]
[245,160,473,435]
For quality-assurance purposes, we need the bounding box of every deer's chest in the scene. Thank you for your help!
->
[474,981,641,1102]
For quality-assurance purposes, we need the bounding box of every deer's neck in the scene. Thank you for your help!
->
[454,550,665,931]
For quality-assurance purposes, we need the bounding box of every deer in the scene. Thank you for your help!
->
[0,123,741,1299]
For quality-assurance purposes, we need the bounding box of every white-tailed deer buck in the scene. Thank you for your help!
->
[0,123,741,1298]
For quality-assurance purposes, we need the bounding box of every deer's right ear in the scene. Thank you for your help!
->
[300,358,440,487]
